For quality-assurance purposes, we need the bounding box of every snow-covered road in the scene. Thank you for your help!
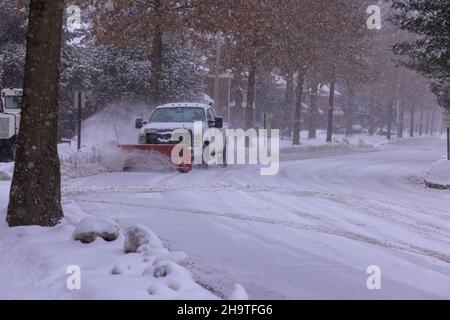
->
[60,138,450,299]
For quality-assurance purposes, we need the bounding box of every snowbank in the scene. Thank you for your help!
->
[424,160,450,190]
[62,152,110,179]
[279,132,445,158]
[0,205,218,300]
[281,138,371,155]
[279,130,380,154]
[0,141,174,183]
[0,144,111,181]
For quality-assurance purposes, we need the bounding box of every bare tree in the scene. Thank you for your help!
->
[89,0,198,106]
[273,0,317,145]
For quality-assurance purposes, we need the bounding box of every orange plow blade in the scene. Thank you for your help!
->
[118,144,192,172]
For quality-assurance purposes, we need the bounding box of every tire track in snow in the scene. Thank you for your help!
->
[254,187,450,249]
[74,197,450,265]
[62,184,350,201]
[63,183,450,233]
[63,181,450,245]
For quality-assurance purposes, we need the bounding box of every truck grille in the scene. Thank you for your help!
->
[0,118,10,138]
[146,132,175,144]
[146,129,193,145]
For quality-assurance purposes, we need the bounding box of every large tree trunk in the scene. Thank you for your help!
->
[326,68,336,143]
[245,62,257,130]
[386,101,393,140]
[285,69,294,136]
[7,0,64,227]
[285,70,294,108]
[409,105,415,137]
[292,69,305,145]
[308,81,319,139]
[150,0,163,106]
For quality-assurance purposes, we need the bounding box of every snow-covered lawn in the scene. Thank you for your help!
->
[1,137,450,299]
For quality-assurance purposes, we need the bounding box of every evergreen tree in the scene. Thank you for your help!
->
[0,0,27,88]
[391,0,450,110]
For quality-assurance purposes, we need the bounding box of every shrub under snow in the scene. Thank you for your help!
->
[145,261,196,296]
[123,225,163,254]
[111,262,131,275]
[73,217,120,244]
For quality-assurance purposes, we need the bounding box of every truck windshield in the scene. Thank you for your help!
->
[4,96,22,109]
[150,107,205,123]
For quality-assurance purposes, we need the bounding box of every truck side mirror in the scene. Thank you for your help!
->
[215,117,223,129]
[135,117,144,129]
[207,120,216,128]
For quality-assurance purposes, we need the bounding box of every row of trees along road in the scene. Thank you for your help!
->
[6,0,445,226]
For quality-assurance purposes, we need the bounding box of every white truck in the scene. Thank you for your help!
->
[131,103,227,172]
[0,88,22,162]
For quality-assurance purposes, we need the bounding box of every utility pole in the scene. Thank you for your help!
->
[75,91,85,151]
[77,91,81,151]
[396,98,400,139]
[445,110,450,160]
[447,127,450,161]
[263,113,267,130]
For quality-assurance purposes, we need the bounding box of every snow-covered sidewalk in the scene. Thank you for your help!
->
[0,203,220,299]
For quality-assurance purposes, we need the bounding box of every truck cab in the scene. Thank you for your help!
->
[0,88,22,161]
[136,103,224,144]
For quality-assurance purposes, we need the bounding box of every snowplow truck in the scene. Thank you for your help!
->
[0,88,22,162]
[120,103,226,173]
